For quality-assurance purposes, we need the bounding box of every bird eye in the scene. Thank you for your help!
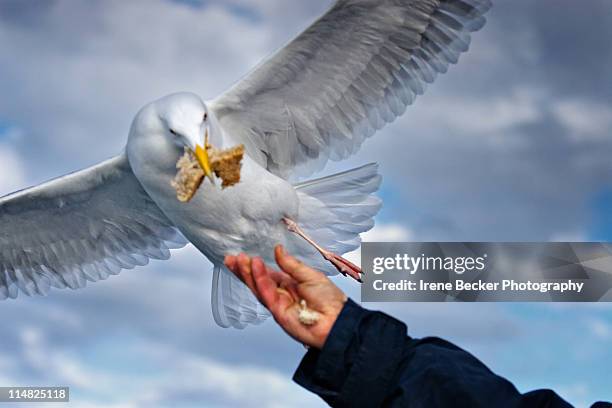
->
[203,112,208,122]
[169,128,178,136]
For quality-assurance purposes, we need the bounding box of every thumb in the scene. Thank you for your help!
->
[274,245,326,283]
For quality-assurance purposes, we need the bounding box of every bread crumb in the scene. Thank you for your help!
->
[298,300,320,325]
[210,144,244,189]
[171,144,245,202]
[171,148,205,203]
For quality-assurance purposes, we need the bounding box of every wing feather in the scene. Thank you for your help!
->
[211,0,491,179]
[0,153,187,300]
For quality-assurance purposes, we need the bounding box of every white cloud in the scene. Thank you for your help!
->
[408,87,544,136]
[20,326,114,389]
[9,326,317,408]
[552,99,612,141]
[137,344,316,408]
[361,223,414,242]
[345,223,413,265]
[0,142,27,194]
[548,231,588,242]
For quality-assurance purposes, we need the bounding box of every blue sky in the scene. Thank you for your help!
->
[0,0,611,407]
[591,190,612,241]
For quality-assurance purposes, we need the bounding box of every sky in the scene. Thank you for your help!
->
[0,0,611,407]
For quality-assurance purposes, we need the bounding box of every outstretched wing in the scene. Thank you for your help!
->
[211,0,491,179]
[0,153,187,300]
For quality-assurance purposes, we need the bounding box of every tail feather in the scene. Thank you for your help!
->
[211,264,270,329]
[293,163,382,275]
[294,163,383,201]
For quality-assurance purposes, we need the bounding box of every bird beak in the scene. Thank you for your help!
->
[194,143,215,184]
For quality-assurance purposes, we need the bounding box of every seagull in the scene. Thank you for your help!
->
[0,0,491,328]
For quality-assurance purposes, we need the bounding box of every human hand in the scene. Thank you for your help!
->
[224,245,348,349]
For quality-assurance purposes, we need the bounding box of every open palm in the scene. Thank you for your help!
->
[224,245,347,349]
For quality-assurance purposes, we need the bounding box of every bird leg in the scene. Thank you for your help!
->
[282,217,363,282]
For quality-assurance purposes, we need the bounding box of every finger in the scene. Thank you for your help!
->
[252,257,293,313]
[226,254,254,289]
[268,271,300,301]
[236,253,259,298]
[265,263,281,276]
[251,257,279,310]
[265,264,298,282]
[264,261,300,301]
[267,265,301,293]
[275,245,326,283]
[224,255,238,274]
[266,264,299,286]
[225,254,251,288]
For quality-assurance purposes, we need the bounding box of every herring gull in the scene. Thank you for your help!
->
[0,0,491,328]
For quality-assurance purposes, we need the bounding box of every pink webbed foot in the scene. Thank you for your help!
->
[323,251,363,282]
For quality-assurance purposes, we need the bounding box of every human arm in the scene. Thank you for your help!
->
[225,246,577,408]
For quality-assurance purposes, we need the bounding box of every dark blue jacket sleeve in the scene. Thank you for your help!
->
[293,299,589,408]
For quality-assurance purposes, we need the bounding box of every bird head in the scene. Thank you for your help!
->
[157,92,215,182]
